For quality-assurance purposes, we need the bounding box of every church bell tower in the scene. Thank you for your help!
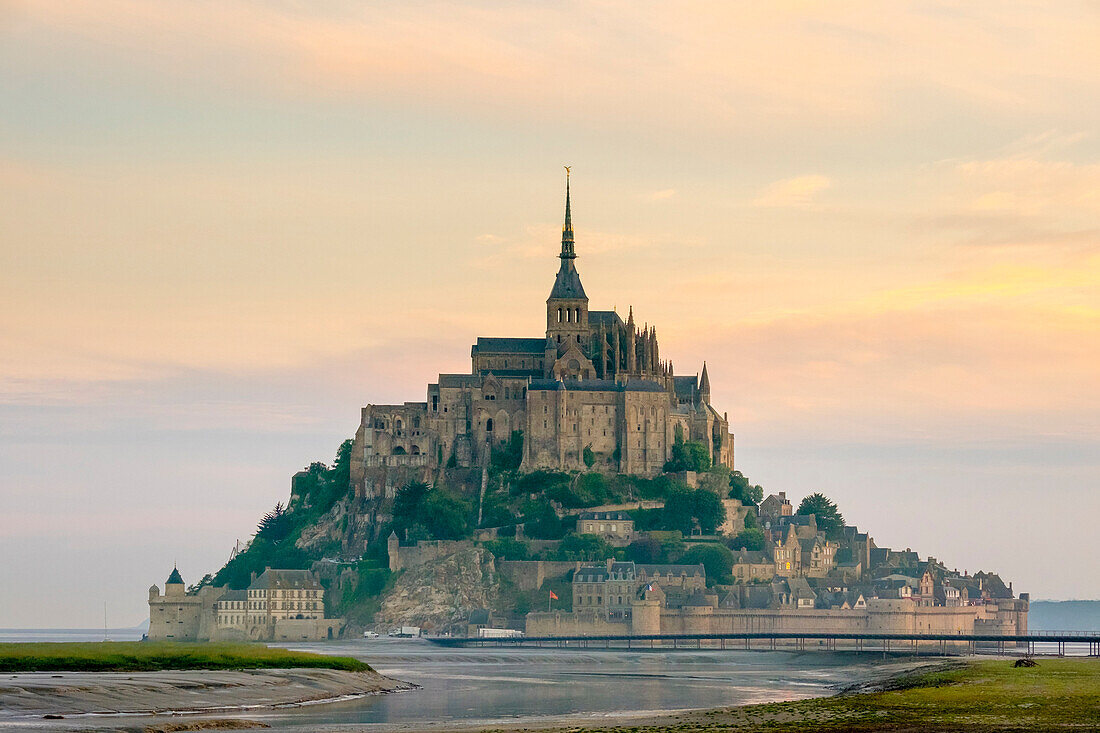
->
[546,168,589,354]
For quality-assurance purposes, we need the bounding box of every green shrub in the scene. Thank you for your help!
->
[726,528,766,552]
[522,499,567,539]
[484,537,530,561]
[552,533,616,561]
[681,544,734,585]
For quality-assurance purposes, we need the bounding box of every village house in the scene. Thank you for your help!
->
[575,510,634,544]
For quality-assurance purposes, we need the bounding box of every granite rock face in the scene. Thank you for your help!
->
[374,548,498,634]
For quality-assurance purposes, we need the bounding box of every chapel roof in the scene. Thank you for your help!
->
[473,337,548,354]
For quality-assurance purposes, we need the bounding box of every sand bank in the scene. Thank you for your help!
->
[0,667,413,719]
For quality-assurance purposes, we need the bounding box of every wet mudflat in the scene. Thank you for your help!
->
[0,638,923,731]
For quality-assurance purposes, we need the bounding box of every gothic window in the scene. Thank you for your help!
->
[557,308,563,323]
[413,416,420,428]
[574,307,580,323]
[486,418,494,432]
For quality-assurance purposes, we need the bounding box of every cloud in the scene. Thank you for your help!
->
[750,174,832,209]
[13,1,1100,132]
[648,189,677,201]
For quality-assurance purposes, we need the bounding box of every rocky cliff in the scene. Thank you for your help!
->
[373,547,499,634]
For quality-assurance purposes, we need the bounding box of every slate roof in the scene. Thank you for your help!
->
[636,563,706,578]
[218,589,247,603]
[588,310,625,329]
[682,590,714,607]
[166,567,184,585]
[478,369,539,378]
[733,549,770,564]
[549,260,587,300]
[624,378,667,393]
[673,376,698,401]
[249,569,321,590]
[574,562,637,582]
[438,374,480,388]
[473,337,547,354]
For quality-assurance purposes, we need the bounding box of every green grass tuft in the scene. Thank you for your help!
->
[0,641,372,673]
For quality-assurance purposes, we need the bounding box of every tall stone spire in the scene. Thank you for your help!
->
[560,166,575,260]
[699,361,711,403]
[548,167,586,300]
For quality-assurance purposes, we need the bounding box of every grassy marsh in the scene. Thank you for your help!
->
[538,658,1100,732]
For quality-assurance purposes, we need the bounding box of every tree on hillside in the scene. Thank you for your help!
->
[257,502,293,542]
[726,527,766,552]
[625,536,663,564]
[553,533,617,561]
[728,470,764,505]
[422,489,472,540]
[522,499,567,539]
[796,493,844,535]
[490,430,524,473]
[392,481,432,529]
[680,544,734,585]
[663,487,726,535]
[663,435,711,473]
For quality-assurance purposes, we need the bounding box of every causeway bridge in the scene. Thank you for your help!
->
[428,631,1100,657]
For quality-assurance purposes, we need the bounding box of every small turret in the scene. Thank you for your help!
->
[165,566,185,597]
[699,362,711,403]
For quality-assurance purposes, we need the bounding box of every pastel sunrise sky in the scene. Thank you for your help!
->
[1,1,1098,627]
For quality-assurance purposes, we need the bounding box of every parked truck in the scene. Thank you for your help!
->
[388,626,421,638]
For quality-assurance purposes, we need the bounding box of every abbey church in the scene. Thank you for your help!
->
[350,177,734,489]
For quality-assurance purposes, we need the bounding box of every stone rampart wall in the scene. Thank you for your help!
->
[526,600,1026,639]
[391,540,475,572]
[526,610,629,636]
[499,560,577,591]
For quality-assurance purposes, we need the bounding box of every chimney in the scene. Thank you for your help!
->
[606,558,614,572]
[250,571,257,583]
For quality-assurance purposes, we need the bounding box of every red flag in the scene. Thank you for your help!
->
[549,590,559,600]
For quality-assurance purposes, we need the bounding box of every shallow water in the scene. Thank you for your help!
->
[222,639,882,730]
[1,638,892,730]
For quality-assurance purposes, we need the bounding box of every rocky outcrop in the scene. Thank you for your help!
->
[295,499,348,553]
[374,547,498,634]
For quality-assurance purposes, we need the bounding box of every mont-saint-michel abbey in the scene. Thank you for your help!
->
[147,176,1030,646]
[352,177,733,487]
